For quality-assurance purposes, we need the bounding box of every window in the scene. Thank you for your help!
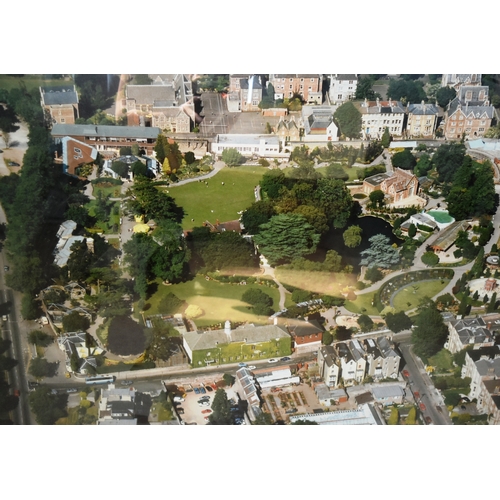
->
[459,115,463,120]
[349,80,353,84]
[479,128,485,132]
[338,94,342,100]
[60,118,65,123]
[289,85,293,89]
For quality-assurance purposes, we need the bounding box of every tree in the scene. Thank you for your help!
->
[254,214,320,266]
[343,225,362,248]
[355,76,379,100]
[260,169,287,199]
[360,235,400,269]
[313,178,353,228]
[157,293,185,314]
[223,373,235,387]
[380,127,391,148]
[433,143,466,184]
[387,79,426,104]
[365,266,383,283]
[387,407,399,425]
[369,189,385,208]
[291,419,319,425]
[391,149,416,170]
[357,314,374,332]
[385,311,412,332]
[62,311,90,333]
[241,201,276,235]
[333,102,362,139]
[242,288,273,308]
[29,386,67,425]
[411,299,449,359]
[325,163,349,181]
[107,315,146,355]
[145,320,178,361]
[131,160,148,178]
[335,325,351,341]
[436,86,456,108]
[408,223,417,238]
[28,330,53,347]
[421,251,439,266]
[28,357,54,379]
[406,407,417,425]
[134,74,153,85]
[221,148,243,167]
[322,330,334,345]
[208,389,233,425]
[414,153,432,177]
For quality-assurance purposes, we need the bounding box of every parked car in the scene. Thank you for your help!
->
[280,357,291,362]
[247,365,256,370]
[267,358,278,363]
[199,386,206,394]
[201,409,212,414]
[13,389,20,397]
[205,386,213,392]
[8,161,20,167]
[121,380,133,386]
[66,388,78,393]
[419,403,426,411]
[194,387,200,394]
[238,362,247,367]
[414,391,420,399]
[285,408,298,414]
[402,370,410,377]
[425,416,432,424]
[177,408,185,415]
[2,315,7,322]
[198,401,210,407]
[198,395,210,402]
[173,396,185,403]
[4,266,9,272]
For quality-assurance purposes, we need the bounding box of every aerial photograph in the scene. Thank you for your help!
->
[2,71,500,430]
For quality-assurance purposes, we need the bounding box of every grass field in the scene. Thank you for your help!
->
[344,292,381,316]
[391,280,450,311]
[167,166,266,230]
[315,164,366,182]
[275,267,357,297]
[0,74,72,92]
[144,276,282,327]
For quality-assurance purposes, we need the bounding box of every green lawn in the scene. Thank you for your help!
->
[0,74,72,92]
[344,292,381,316]
[167,166,266,230]
[144,276,282,327]
[315,164,366,182]
[392,280,450,311]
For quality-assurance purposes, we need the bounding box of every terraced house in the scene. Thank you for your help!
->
[356,98,405,140]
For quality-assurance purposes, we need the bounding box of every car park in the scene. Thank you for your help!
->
[267,358,278,363]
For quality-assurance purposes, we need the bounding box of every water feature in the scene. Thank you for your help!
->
[312,216,402,272]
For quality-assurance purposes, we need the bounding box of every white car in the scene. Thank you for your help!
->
[248,365,257,370]
[267,358,278,363]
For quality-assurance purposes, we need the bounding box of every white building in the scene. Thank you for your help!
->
[289,403,384,425]
[329,74,357,104]
[356,98,405,140]
[211,134,286,159]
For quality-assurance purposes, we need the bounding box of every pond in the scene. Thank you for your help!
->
[312,216,402,272]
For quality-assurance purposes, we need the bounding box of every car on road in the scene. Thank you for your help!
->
[13,389,20,397]
[121,380,133,386]
[425,416,432,424]
[238,362,247,367]
[267,358,278,363]
[414,391,420,399]
[4,266,9,272]
[402,370,410,377]
[280,357,291,362]
[436,405,443,413]
[28,381,39,391]
[419,403,426,411]
[247,365,256,370]
[66,388,78,393]
[201,409,212,414]
[2,315,7,322]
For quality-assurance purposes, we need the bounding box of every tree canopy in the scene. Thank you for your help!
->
[208,389,233,425]
[254,214,320,266]
[411,299,449,359]
[333,102,362,139]
[385,311,412,332]
[343,225,362,248]
[436,86,456,108]
[391,149,417,170]
[360,235,400,269]
[221,148,243,167]
[433,142,467,184]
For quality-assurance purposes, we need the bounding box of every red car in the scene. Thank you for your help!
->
[419,403,426,411]
[402,370,410,377]
[201,409,212,414]
[414,391,420,399]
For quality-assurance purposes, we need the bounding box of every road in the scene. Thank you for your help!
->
[399,342,451,425]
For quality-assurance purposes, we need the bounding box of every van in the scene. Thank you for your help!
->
[173,396,185,403]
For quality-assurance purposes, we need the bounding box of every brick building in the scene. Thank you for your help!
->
[40,85,79,125]
[269,74,322,104]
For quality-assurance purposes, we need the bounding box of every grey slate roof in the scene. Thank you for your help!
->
[450,317,493,347]
[333,74,357,81]
[320,345,339,367]
[41,86,78,105]
[240,76,263,90]
[126,84,175,104]
[364,172,391,186]
[372,385,404,399]
[52,124,161,139]
[448,98,494,119]
[408,102,439,115]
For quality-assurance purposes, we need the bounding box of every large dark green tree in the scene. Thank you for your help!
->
[333,102,362,139]
[391,149,417,170]
[360,235,400,269]
[241,201,276,235]
[433,142,467,183]
[385,311,412,332]
[208,389,233,425]
[313,178,353,228]
[254,214,320,265]
[411,299,449,359]
[29,386,67,425]
[436,87,456,108]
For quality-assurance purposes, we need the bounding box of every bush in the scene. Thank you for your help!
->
[291,289,313,304]
[242,288,273,307]
[357,314,374,332]
[365,266,383,283]
[421,251,439,266]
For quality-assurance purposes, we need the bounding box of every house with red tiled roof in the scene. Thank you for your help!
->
[60,137,97,176]
[363,167,419,203]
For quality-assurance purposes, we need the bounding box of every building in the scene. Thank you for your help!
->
[429,220,470,252]
[53,220,94,268]
[59,137,98,177]
[300,106,339,142]
[51,124,161,156]
[269,74,322,104]
[211,134,284,159]
[371,385,405,406]
[182,321,292,367]
[461,346,500,424]
[356,98,405,140]
[283,318,323,354]
[318,345,341,388]
[125,75,193,132]
[240,76,264,112]
[40,85,79,125]
[289,403,384,425]
[444,86,495,140]
[329,74,357,104]
[446,317,496,354]
[98,385,138,425]
[406,101,439,138]
[58,331,104,374]
[275,116,301,145]
[441,74,482,90]
[235,367,261,414]
[363,168,420,204]
[315,384,348,406]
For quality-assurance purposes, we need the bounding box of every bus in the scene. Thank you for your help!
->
[85,375,115,386]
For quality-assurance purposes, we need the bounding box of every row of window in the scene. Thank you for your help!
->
[451,120,486,126]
